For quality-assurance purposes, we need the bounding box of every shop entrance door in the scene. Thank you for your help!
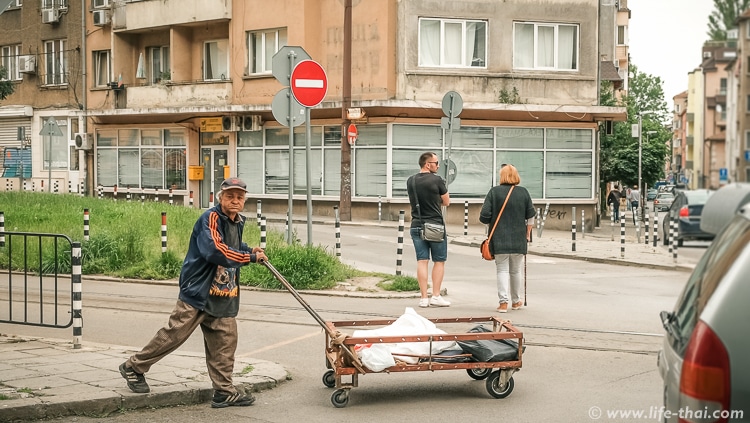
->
[200,148,228,208]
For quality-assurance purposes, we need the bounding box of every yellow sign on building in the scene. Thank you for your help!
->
[200,117,223,133]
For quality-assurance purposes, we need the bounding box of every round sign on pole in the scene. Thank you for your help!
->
[347,123,358,145]
[290,60,328,107]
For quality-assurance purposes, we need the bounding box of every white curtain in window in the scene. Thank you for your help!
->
[237,150,263,194]
[265,150,288,194]
[545,152,592,198]
[293,149,322,195]
[205,40,228,80]
[324,149,341,195]
[419,19,440,66]
[537,26,554,68]
[97,149,117,186]
[467,22,486,67]
[558,25,577,70]
[95,52,109,87]
[354,149,386,197]
[514,23,534,68]
[444,22,462,65]
[118,149,140,187]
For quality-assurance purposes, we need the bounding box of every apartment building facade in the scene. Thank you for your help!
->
[2,0,627,228]
[672,90,687,183]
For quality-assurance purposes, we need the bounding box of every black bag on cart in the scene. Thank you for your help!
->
[457,325,525,362]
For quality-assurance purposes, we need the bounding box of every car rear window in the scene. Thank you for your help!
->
[666,216,750,356]
[684,190,712,203]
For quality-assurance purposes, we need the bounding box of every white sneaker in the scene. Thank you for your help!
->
[419,298,430,308]
[430,296,451,307]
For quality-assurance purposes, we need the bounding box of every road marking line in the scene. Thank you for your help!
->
[236,330,321,357]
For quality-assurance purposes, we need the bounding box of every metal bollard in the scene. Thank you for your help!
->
[169,188,174,206]
[610,204,614,241]
[581,208,585,239]
[671,215,678,262]
[113,185,118,201]
[189,190,194,208]
[653,209,659,248]
[635,212,640,243]
[0,211,4,247]
[464,201,469,236]
[126,187,131,202]
[620,215,625,258]
[83,208,90,241]
[140,193,145,203]
[98,185,103,199]
[378,195,382,224]
[209,191,214,205]
[334,206,341,257]
[571,206,576,252]
[536,207,541,233]
[538,203,550,238]
[79,181,85,197]
[154,189,159,203]
[644,207,650,245]
[260,216,267,250]
[161,212,167,253]
[396,210,405,275]
[257,200,262,226]
[71,242,82,349]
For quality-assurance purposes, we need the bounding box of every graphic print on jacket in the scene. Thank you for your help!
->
[211,265,238,297]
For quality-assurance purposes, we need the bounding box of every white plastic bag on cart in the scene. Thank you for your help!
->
[355,343,396,372]
[353,307,457,368]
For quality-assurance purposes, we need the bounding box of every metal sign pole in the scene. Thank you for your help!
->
[305,108,313,246]
[287,52,296,245]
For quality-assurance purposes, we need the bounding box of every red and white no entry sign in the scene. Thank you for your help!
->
[290,60,328,108]
[347,123,358,145]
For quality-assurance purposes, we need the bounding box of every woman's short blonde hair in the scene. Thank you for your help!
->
[499,164,521,185]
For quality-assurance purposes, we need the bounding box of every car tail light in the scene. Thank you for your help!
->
[679,321,730,423]
[679,205,689,217]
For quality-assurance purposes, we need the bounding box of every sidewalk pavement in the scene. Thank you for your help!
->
[0,211,699,421]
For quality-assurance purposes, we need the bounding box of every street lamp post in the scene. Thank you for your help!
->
[636,111,658,221]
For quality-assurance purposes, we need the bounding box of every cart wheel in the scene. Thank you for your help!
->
[331,389,350,408]
[466,368,492,380]
[322,370,336,388]
[486,372,514,399]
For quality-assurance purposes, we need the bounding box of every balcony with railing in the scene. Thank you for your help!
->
[112,0,231,32]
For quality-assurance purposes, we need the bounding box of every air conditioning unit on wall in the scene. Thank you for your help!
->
[93,9,110,26]
[19,55,36,74]
[42,8,59,23]
[74,133,93,150]
[241,115,262,131]
[222,116,240,132]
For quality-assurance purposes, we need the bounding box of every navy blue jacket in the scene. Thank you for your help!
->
[178,206,256,311]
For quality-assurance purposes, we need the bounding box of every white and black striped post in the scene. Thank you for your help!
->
[83,208,90,241]
[68,180,72,193]
[53,180,58,193]
[154,189,159,203]
[169,188,174,205]
[538,203,550,238]
[32,180,36,191]
[463,201,469,236]
[209,191,214,206]
[536,207,541,234]
[571,206,576,252]
[671,216,678,262]
[5,179,11,191]
[581,208,585,239]
[285,210,290,241]
[620,215,626,258]
[161,212,167,254]
[113,185,118,201]
[334,206,341,257]
[22,180,27,192]
[71,242,82,349]
[396,210,405,275]
[126,187,131,202]
[189,190,194,208]
[98,185,103,200]
[260,216,267,250]
[653,209,659,247]
[635,211,641,243]
[140,192,145,203]
[610,204,615,241]
[644,207,650,245]
[79,181,85,197]
[0,211,5,247]
[378,195,382,224]
[256,200,262,226]
[668,215,673,256]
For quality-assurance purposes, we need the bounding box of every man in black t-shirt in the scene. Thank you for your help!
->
[407,152,451,308]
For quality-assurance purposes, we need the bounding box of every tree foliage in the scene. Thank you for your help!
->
[600,64,671,191]
[0,66,15,101]
[707,0,750,40]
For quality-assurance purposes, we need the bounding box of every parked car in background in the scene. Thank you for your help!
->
[653,192,674,211]
[647,188,658,201]
[657,200,750,423]
[662,189,714,246]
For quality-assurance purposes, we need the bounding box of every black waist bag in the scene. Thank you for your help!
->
[457,325,525,362]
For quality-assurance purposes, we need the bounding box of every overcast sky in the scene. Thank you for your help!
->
[628,0,715,106]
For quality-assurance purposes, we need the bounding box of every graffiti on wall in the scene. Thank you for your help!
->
[2,147,32,178]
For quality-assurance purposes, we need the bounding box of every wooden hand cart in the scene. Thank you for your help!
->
[263,261,524,408]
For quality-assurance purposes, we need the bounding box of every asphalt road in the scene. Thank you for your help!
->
[2,222,696,423]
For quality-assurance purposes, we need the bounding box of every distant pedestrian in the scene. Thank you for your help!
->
[406,152,451,308]
[607,184,622,221]
[479,164,535,313]
[628,185,640,224]
[118,178,267,408]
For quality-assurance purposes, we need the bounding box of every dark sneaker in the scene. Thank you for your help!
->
[119,362,150,393]
[211,390,256,408]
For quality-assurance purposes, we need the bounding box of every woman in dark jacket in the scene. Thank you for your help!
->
[479,164,536,313]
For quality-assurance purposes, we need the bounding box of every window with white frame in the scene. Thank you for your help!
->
[1,45,22,81]
[247,28,287,74]
[96,128,187,189]
[43,39,67,85]
[6,0,21,8]
[92,0,109,8]
[42,117,68,170]
[616,25,627,45]
[204,40,229,81]
[42,0,67,9]
[148,46,169,84]
[418,18,487,68]
[513,22,579,71]
[93,50,110,88]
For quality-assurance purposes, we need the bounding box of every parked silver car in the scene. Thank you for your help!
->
[657,200,750,422]
[653,192,674,211]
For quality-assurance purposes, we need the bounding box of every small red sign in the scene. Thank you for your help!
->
[347,124,358,146]
[290,60,328,108]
